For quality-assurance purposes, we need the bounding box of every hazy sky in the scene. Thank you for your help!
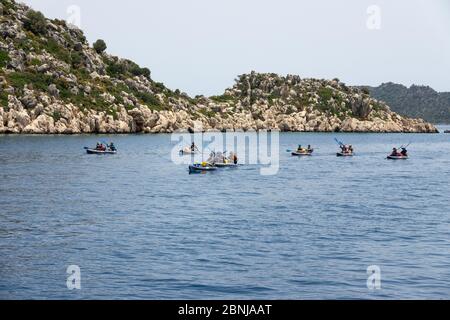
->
[20,0,450,96]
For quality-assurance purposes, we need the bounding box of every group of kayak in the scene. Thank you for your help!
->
[291,143,356,157]
[84,139,410,165]
[85,142,117,154]
[180,143,239,173]
[291,141,409,159]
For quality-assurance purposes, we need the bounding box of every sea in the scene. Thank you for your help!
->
[1,125,449,299]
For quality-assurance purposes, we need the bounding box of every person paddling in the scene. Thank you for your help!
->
[400,148,408,157]
[233,153,238,164]
[391,148,400,156]
[109,142,116,151]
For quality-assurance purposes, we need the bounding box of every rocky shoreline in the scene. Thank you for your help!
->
[0,0,439,135]
[0,96,439,134]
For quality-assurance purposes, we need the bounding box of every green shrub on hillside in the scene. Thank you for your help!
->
[106,61,127,78]
[135,91,161,109]
[52,111,62,122]
[23,10,47,35]
[198,108,216,118]
[7,72,54,92]
[93,39,107,54]
[0,0,17,14]
[0,50,11,68]
[318,87,333,102]
[210,94,235,103]
[44,38,71,64]
[70,52,83,68]
[361,87,370,95]
[104,57,152,81]
[121,60,152,79]
[140,67,151,79]
[0,91,9,108]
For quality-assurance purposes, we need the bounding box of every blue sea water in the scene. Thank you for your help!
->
[1,126,450,300]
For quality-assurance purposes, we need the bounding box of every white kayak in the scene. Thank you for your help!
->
[180,147,198,155]
[337,152,353,157]
[86,148,117,155]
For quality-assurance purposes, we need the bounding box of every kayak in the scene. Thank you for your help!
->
[292,150,313,156]
[86,149,117,155]
[180,147,198,155]
[189,163,217,173]
[214,163,238,168]
[337,152,353,157]
[387,155,408,160]
[180,150,197,155]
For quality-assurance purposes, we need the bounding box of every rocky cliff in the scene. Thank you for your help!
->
[0,0,438,134]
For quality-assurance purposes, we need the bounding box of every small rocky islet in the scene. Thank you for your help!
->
[0,0,438,134]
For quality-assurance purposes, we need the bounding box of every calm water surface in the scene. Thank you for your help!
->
[1,126,450,299]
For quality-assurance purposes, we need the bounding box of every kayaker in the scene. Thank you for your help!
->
[297,145,303,152]
[391,148,399,156]
[109,142,116,151]
[96,142,102,150]
[191,142,197,152]
[307,145,312,152]
[401,148,408,156]
[348,145,354,154]
[233,154,238,164]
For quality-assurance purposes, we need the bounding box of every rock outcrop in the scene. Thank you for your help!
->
[0,0,438,134]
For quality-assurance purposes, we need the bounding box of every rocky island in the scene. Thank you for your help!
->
[0,0,438,134]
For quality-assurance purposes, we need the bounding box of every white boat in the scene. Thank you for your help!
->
[86,148,117,155]
[180,147,198,155]
[207,151,238,168]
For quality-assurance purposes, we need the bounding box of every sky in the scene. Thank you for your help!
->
[20,0,450,96]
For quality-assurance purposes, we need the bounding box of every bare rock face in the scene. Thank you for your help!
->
[350,95,372,119]
[48,84,59,97]
[23,114,54,133]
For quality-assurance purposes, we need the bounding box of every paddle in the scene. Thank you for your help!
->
[334,138,344,146]
[398,142,411,150]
